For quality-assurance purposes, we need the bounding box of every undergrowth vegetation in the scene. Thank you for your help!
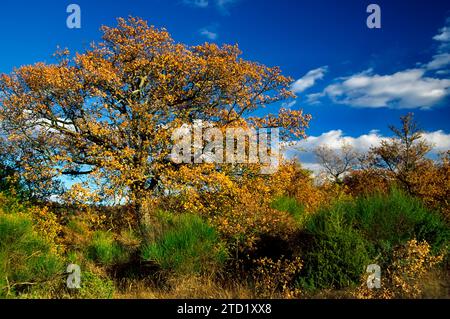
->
[0,212,63,298]
[1,181,448,299]
[141,212,228,275]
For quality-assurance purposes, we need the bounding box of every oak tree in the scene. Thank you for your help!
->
[0,17,311,227]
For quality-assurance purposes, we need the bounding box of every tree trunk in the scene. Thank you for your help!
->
[132,195,152,242]
[130,180,150,239]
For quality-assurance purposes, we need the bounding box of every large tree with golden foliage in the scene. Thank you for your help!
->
[0,17,311,224]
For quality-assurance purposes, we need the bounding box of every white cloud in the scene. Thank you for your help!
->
[311,18,450,109]
[285,129,450,174]
[301,163,323,175]
[306,92,324,105]
[432,17,450,55]
[427,53,450,70]
[183,0,209,8]
[281,100,297,108]
[323,69,450,109]
[291,66,328,93]
[200,28,218,40]
[183,0,238,13]
[216,0,238,13]
[422,130,450,151]
[433,24,450,43]
[437,69,450,75]
[216,0,236,8]
[428,18,450,70]
[291,130,383,153]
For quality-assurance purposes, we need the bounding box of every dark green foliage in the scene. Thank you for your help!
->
[142,212,228,275]
[299,230,372,290]
[299,189,449,290]
[344,189,449,255]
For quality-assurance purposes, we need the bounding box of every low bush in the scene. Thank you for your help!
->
[354,239,445,299]
[142,212,228,275]
[298,189,449,290]
[0,212,63,298]
[271,196,305,226]
[74,271,115,299]
[347,189,449,255]
[0,192,28,216]
[299,229,373,290]
[252,257,303,298]
[86,231,130,266]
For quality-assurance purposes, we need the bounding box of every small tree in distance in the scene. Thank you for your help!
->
[314,143,360,184]
[370,113,432,194]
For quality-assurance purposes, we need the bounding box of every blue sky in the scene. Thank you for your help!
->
[1,0,450,169]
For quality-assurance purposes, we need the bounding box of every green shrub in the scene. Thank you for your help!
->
[299,230,373,290]
[0,212,63,298]
[271,196,305,225]
[142,212,228,275]
[348,189,449,254]
[86,231,130,266]
[300,200,373,290]
[0,192,29,216]
[299,189,449,290]
[66,219,88,235]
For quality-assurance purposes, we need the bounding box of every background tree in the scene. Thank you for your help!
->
[408,151,450,221]
[370,113,432,194]
[314,142,360,184]
[0,17,311,227]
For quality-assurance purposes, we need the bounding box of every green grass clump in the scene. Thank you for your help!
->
[271,196,305,225]
[0,212,63,298]
[86,231,130,266]
[142,212,228,275]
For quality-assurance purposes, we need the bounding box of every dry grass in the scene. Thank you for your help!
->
[114,275,255,299]
[420,268,450,299]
